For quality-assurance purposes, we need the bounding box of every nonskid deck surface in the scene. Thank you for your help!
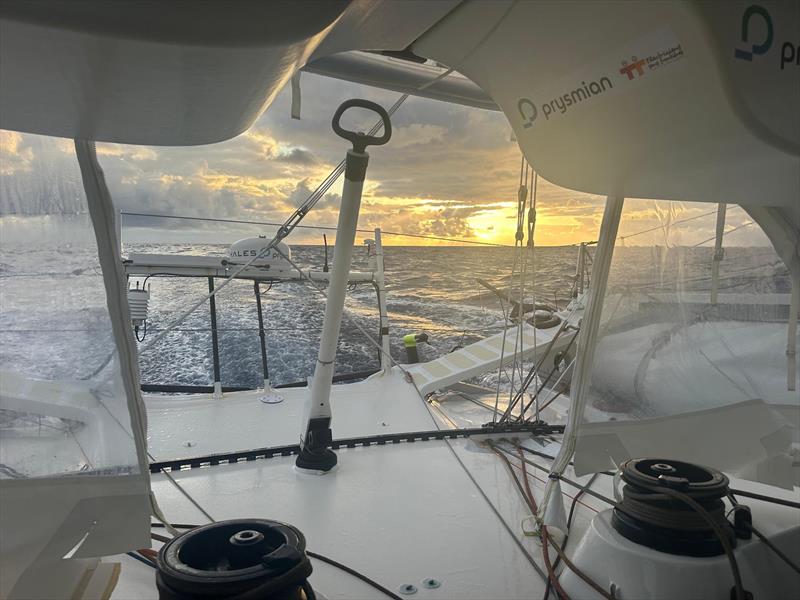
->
[122,439,556,599]
[123,389,800,599]
[144,321,570,463]
[137,370,576,599]
[145,369,433,462]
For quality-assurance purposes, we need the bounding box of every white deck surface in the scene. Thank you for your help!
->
[144,320,572,463]
[120,440,548,599]
[6,336,797,598]
[145,369,433,462]
[133,371,565,599]
[120,385,800,599]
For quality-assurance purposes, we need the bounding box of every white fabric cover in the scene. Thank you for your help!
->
[414,0,799,207]
[572,200,799,488]
[0,140,150,597]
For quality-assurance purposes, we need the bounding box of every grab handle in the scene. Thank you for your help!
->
[331,99,392,153]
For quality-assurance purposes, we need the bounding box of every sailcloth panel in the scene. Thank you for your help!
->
[571,200,799,488]
[0,135,149,598]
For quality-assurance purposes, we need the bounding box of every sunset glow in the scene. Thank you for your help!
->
[0,74,762,248]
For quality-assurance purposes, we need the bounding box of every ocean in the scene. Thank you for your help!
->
[130,244,582,389]
[0,231,788,392]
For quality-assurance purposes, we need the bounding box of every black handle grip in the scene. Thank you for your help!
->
[331,99,392,153]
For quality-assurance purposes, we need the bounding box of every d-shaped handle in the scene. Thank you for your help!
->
[332,99,392,153]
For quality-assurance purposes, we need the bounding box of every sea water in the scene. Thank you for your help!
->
[0,232,788,391]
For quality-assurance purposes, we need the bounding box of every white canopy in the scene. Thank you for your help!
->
[2,0,797,207]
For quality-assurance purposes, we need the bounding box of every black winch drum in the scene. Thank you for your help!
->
[156,519,313,599]
[612,458,735,557]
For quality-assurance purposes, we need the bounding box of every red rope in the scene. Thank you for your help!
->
[517,445,570,600]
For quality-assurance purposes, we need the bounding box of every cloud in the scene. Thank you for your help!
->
[274,147,318,165]
[389,123,447,148]
[96,144,158,162]
[0,72,770,248]
[0,131,34,175]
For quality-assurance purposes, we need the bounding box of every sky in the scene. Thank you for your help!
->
[0,71,766,247]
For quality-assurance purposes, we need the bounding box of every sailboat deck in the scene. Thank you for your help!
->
[121,381,800,599]
[145,369,432,462]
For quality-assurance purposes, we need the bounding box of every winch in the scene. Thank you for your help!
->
[560,458,763,599]
[156,519,313,600]
[612,457,734,557]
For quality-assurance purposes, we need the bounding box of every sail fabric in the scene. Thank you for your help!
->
[571,200,799,488]
[414,0,799,207]
[0,1,454,146]
[2,1,797,209]
[0,137,149,598]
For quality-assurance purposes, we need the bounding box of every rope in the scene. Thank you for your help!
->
[653,486,746,600]
[527,169,539,421]
[305,551,403,600]
[508,158,529,419]
[515,443,570,600]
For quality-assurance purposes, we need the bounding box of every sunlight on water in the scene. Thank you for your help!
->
[0,219,788,393]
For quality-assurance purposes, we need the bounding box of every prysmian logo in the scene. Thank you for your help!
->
[734,4,799,69]
[519,77,614,125]
[518,98,537,128]
[734,5,773,61]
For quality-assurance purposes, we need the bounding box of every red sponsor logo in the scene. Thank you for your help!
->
[619,55,647,80]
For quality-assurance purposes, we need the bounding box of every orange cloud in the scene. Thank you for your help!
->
[0,131,34,175]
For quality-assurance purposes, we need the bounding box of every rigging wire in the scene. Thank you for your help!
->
[616,210,717,243]
[273,247,397,372]
[514,443,569,600]
[526,169,540,421]
[692,221,754,247]
[401,324,552,588]
[147,526,403,599]
[305,550,404,600]
[489,440,614,600]
[443,436,548,583]
[134,93,409,356]
[500,440,750,600]
[653,485,746,600]
[126,551,156,569]
[542,472,600,600]
[518,333,579,420]
[727,494,800,576]
[492,286,513,422]
[120,211,512,247]
[492,442,748,600]
[544,532,614,600]
[154,461,216,524]
[135,11,545,575]
[728,488,800,510]
[745,523,800,576]
[507,158,529,419]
